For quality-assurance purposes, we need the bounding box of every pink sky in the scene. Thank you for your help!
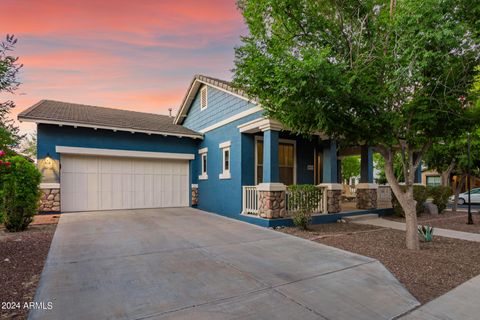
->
[0,0,247,133]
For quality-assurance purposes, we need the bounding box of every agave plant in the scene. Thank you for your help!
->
[418,225,434,242]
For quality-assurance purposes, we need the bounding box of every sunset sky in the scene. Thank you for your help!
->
[0,0,247,133]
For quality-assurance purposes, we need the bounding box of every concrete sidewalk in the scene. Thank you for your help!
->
[30,208,419,320]
[353,218,480,242]
[400,274,480,320]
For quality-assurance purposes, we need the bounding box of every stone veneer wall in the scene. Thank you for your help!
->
[326,190,342,213]
[377,185,393,209]
[356,188,377,210]
[39,188,61,212]
[258,190,286,219]
[191,185,199,206]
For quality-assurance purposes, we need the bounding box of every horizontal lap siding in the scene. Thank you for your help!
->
[183,86,258,132]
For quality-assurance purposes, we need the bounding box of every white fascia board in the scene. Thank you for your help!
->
[55,146,195,160]
[19,118,203,140]
[219,141,231,149]
[199,106,263,134]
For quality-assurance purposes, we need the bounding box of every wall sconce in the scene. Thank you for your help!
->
[44,153,54,169]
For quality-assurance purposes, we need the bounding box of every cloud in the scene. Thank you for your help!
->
[0,0,246,134]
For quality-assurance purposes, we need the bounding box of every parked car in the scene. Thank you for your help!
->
[449,188,480,204]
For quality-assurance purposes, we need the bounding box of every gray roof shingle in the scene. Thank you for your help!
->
[18,100,202,138]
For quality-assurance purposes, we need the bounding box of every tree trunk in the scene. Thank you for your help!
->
[441,161,455,187]
[382,150,420,250]
[452,175,465,213]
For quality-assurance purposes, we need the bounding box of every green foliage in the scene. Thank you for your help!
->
[374,153,405,184]
[392,185,428,217]
[418,225,434,242]
[341,156,360,182]
[427,186,452,213]
[0,34,23,152]
[20,133,37,159]
[292,211,312,230]
[234,0,480,148]
[234,0,480,249]
[0,156,41,231]
[424,129,480,180]
[288,184,321,229]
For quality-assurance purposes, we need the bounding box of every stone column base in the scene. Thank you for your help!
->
[191,184,199,206]
[39,188,61,212]
[257,183,286,219]
[356,183,378,210]
[318,183,342,213]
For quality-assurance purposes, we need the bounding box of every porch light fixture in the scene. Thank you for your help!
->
[44,153,54,169]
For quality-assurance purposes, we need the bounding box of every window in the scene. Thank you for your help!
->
[219,141,231,179]
[426,176,441,187]
[200,86,208,110]
[198,147,208,180]
[255,138,295,185]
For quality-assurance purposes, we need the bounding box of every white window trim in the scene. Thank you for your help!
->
[199,152,208,180]
[254,136,296,185]
[219,141,231,180]
[200,86,208,111]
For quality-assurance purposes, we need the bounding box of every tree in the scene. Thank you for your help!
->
[424,130,480,212]
[341,156,360,184]
[20,132,37,159]
[374,153,404,184]
[0,34,23,153]
[234,0,480,249]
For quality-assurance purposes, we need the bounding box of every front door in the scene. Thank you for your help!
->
[255,139,295,186]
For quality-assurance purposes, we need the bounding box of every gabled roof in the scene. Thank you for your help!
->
[174,75,255,125]
[18,100,203,139]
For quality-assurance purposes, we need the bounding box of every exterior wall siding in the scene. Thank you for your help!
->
[183,85,258,132]
[193,112,262,217]
[37,124,199,160]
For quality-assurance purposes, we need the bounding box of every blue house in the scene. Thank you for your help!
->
[19,75,400,226]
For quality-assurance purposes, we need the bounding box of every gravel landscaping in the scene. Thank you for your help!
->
[385,210,480,234]
[0,218,57,320]
[278,222,480,303]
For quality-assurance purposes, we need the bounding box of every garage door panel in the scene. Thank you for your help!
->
[61,155,189,212]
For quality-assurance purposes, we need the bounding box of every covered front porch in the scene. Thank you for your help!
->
[238,118,399,221]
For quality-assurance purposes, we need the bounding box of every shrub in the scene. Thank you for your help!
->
[288,184,322,230]
[427,186,451,213]
[0,156,42,231]
[392,185,428,217]
[418,225,434,242]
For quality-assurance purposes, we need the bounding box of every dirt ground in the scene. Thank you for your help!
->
[0,215,58,320]
[385,210,480,234]
[279,222,480,304]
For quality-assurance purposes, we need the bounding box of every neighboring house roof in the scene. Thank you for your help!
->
[18,100,203,139]
[174,74,255,125]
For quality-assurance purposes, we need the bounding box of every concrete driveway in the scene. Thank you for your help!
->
[30,208,418,320]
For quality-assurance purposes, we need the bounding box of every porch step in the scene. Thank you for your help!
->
[343,214,379,222]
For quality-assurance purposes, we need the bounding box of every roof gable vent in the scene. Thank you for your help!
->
[200,86,208,110]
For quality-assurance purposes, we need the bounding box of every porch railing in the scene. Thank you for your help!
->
[286,186,326,215]
[242,186,259,214]
[241,185,327,216]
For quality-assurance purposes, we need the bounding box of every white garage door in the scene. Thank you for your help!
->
[60,155,189,212]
